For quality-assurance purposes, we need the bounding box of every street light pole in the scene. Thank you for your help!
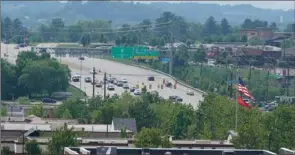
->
[80,59,82,97]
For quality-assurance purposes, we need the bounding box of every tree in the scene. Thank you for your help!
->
[120,127,128,138]
[80,33,91,47]
[128,99,156,130]
[241,35,248,43]
[67,25,83,42]
[29,104,45,118]
[47,124,80,155]
[1,146,11,155]
[1,107,8,116]
[25,140,42,155]
[202,16,218,36]
[134,128,163,148]
[232,109,267,149]
[248,36,264,45]
[269,22,278,31]
[221,18,231,35]
[62,108,73,119]
[17,96,30,105]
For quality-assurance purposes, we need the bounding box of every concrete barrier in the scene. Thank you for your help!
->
[130,64,208,96]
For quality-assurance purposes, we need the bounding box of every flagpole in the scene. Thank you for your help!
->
[235,68,239,131]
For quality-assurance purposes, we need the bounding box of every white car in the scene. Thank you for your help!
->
[186,90,194,96]
[134,89,141,95]
[121,77,128,83]
[74,74,81,78]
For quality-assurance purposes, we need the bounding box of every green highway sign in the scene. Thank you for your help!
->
[111,46,159,60]
[111,46,133,59]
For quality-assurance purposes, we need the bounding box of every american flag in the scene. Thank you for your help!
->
[238,77,255,100]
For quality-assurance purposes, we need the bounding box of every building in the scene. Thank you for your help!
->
[0,117,137,154]
[64,146,277,155]
[240,27,274,40]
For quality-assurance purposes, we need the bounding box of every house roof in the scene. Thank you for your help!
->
[112,118,137,133]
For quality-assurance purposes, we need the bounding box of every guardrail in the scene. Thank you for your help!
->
[129,63,208,96]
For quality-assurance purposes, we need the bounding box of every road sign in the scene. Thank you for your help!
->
[161,57,169,63]
[111,47,133,59]
[111,46,159,59]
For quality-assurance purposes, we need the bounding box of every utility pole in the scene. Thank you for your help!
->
[104,72,107,99]
[92,67,96,98]
[287,64,290,96]
[80,59,82,97]
[248,60,252,89]
[168,44,173,75]
[230,70,233,98]
[266,70,270,103]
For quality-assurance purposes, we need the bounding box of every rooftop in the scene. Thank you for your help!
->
[1,122,132,132]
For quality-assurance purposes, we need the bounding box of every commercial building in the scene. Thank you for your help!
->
[64,146,278,155]
[240,27,274,41]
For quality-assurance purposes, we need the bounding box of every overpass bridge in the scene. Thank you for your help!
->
[32,46,111,56]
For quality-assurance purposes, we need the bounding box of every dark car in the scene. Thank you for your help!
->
[19,44,25,48]
[165,82,172,87]
[107,85,115,91]
[84,77,92,83]
[148,76,155,81]
[130,87,136,92]
[169,96,178,100]
[79,57,85,60]
[117,81,124,87]
[96,82,102,88]
[175,97,183,102]
[42,98,56,104]
[72,76,80,82]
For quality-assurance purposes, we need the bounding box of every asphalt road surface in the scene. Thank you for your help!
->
[2,43,204,109]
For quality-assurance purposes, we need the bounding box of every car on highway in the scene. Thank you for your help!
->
[79,57,85,60]
[113,80,118,85]
[148,76,155,81]
[84,77,92,83]
[175,97,183,102]
[117,81,124,87]
[121,77,128,83]
[107,85,115,91]
[134,89,141,95]
[72,76,80,82]
[165,81,172,87]
[42,98,56,104]
[186,90,194,96]
[123,84,129,89]
[96,82,102,88]
[108,77,117,83]
[130,86,136,92]
[169,95,178,100]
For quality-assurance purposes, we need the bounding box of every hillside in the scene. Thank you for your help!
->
[1,1,294,28]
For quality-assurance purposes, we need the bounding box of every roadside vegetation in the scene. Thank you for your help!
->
[27,91,295,153]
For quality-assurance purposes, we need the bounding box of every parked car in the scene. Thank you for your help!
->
[42,98,56,104]
[79,57,85,60]
[134,89,141,95]
[148,76,155,81]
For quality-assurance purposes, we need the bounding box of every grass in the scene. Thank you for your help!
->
[66,85,87,99]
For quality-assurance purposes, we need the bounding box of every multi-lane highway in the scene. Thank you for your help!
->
[2,43,204,109]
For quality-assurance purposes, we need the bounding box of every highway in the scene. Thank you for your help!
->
[2,43,204,109]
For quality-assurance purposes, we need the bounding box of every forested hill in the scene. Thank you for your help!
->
[2,1,294,27]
